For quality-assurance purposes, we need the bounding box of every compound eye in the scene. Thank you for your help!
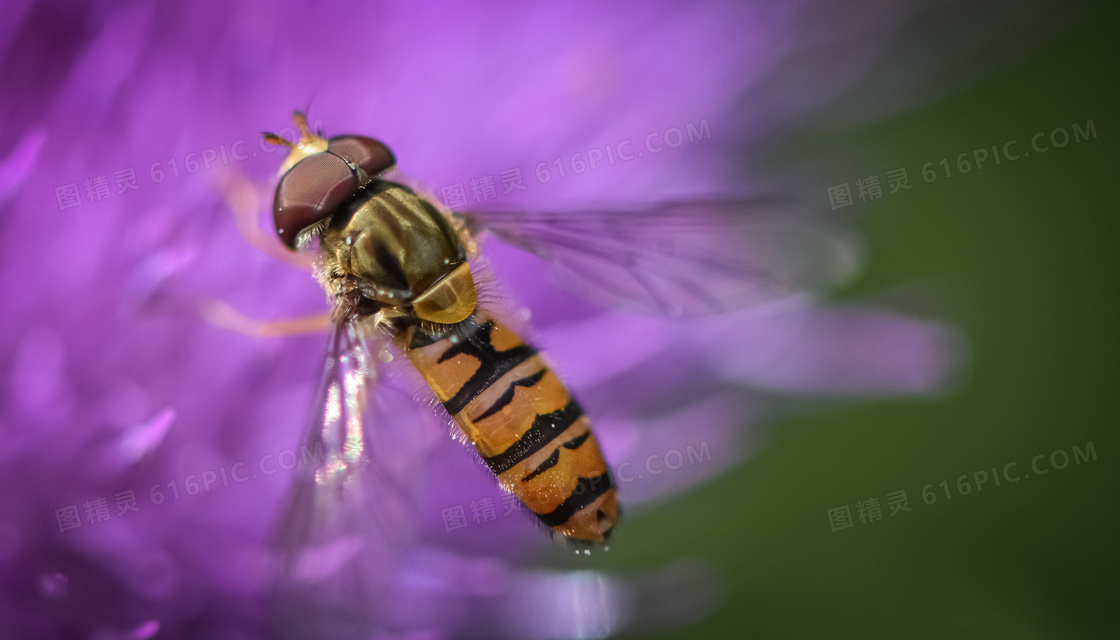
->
[327,135,395,177]
[273,152,359,249]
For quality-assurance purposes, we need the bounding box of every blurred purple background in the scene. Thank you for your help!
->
[0,1,1070,638]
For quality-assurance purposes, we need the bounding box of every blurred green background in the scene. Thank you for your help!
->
[555,2,1119,638]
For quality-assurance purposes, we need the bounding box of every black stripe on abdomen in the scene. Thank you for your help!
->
[537,473,615,527]
[521,448,560,482]
[520,429,589,482]
[562,431,590,450]
[439,321,536,416]
[475,368,547,421]
[482,401,583,475]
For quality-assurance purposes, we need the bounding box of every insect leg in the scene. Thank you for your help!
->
[214,170,315,270]
[197,299,331,338]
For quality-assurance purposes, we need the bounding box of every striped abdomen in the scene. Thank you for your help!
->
[400,315,618,544]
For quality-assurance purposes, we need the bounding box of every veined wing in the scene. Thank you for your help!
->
[460,198,861,317]
[269,313,411,640]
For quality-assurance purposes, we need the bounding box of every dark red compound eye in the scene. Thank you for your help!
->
[326,135,395,177]
[272,136,396,249]
[273,152,359,249]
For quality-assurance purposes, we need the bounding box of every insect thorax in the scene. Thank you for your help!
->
[317,181,477,324]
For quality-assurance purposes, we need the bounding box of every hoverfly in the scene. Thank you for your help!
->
[252,112,856,635]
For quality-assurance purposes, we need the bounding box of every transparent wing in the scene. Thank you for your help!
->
[268,313,411,640]
[461,198,861,316]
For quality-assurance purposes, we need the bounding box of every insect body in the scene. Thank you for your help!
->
[260,111,858,637]
[403,316,617,542]
[269,113,618,545]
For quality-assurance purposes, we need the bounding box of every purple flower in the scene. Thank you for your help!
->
[1,0,1060,637]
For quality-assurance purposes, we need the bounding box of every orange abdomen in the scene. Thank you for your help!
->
[400,316,618,544]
